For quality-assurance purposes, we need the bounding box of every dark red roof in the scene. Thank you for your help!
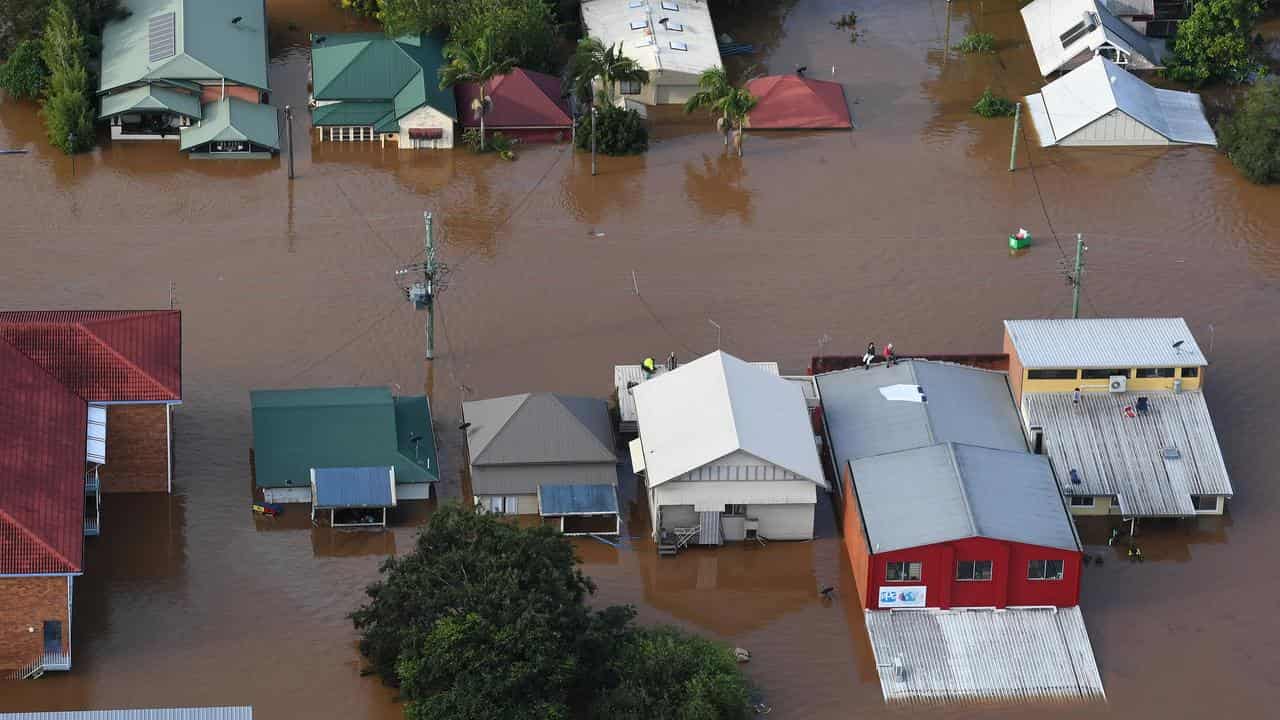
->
[0,340,86,574]
[745,75,853,130]
[455,68,573,130]
[0,310,182,402]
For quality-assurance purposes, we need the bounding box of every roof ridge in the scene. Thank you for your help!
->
[0,508,81,573]
[547,393,616,459]
[0,335,90,404]
[943,443,981,540]
[907,362,938,445]
[471,393,533,465]
[77,321,178,400]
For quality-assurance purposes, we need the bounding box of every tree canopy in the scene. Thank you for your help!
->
[1218,77,1280,183]
[568,37,650,106]
[351,503,750,720]
[1165,0,1264,86]
[375,0,560,72]
[0,39,46,99]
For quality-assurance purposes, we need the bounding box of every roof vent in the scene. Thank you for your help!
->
[148,12,177,63]
[1069,469,1082,485]
[1162,447,1181,460]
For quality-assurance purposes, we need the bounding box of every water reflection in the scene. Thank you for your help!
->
[311,528,398,558]
[684,153,754,222]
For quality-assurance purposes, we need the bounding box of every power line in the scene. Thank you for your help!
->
[280,301,403,386]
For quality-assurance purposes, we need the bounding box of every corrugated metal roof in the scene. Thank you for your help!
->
[538,484,619,516]
[633,351,825,488]
[250,387,438,489]
[615,360,779,431]
[0,709,252,720]
[581,0,722,77]
[1028,57,1215,147]
[463,394,616,467]
[455,68,573,130]
[1021,0,1158,76]
[311,101,394,127]
[1023,390,1231,517]
[99,84,202,120]
[816,360,1027,473]
[311,466,395,509]
[179,97,280,152]
[864,607,1105,703]
[309,33,454,120]
[1004,318,1206,369]
[851,443,1079,553]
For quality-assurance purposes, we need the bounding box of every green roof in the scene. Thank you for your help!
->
[309,32,455,122]
[99,0,271,93]
[99,84,202,119]
[312,101,395,127]
[250,387,439,489]
[179,97,280,151]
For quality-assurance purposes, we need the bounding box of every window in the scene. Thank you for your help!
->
[1027,369,1078,380]
[667,22,684,31]
[661,0,679,10]
[1070,495,1095,507]
[1180,367,1200,378]
[629,19,648,30]
[886,561,922,582]
[669,40,688,51]
[1135,367,1176,378]
[619,79,642,95]
[1059,12,1097,49]
[1081,368,1130,380]
[1192,495,1219,512]
[956,560,993,581]
[724,504,747,516]
[482,495,520,514]
[1027,559,1065,580]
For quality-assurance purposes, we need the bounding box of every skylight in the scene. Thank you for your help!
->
[669,40,688,51]
[630,19,648,30]
[667,22,684,32]
[661,1,679,11]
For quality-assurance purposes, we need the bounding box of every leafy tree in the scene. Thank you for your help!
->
[379,0,558,71]
[1218,77,1280,183]
[1166,0,1264,86]
[0,39,46,99]
[717,87,757,157]
[684,67,734,147]
[575,104,649,155]
[587,626,751,720]
[438,33,516,151]
[568,37,649,106]
[340,0,382,18]
[0,1,49,58]
[972,87,1016,117]
[39,0,94,154]
[41,0,87,77]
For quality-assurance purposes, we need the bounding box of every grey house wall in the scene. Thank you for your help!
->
[471,463,618,496]
[1059,108,1173,146]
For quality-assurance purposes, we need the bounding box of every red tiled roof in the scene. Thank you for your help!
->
[0,310,182,402]
[455,68,573,130]
[745,75,853,130]
[0,340,86,574]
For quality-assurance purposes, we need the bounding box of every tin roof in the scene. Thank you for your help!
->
[851,443,1080,553]
[1023,390,1232,517]
[1021,0,1159,76]
[455,68,573,130]
[250,387,438,489]
[864,607,1104,702]
[179,97,280,152]
[99,84,202,120]
[538,484,620,516]
[0,310,182,402]
[745,75,852,129]
[311,466,396,509]
[463,393,615,467]
[581,0,722,77]
[1004,318,1206,369]
[633,351,825,488]
[309,33,455,122]
[0,709,253,720]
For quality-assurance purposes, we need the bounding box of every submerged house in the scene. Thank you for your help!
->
[1026,56,1215,148]
[0,310,182,677]
[580,0,723,107]
[309,33,457,149]
[462,393,620,534]
[97,0,279,157]
[455,68,574,143]
[250,387,438,505]
[1004,318,1232,518]
[745,75,852,130]
[631,351,826,548]
[1021,0,1164,76]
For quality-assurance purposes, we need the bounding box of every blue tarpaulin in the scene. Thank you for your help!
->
[311,466,396,509]
[537,484,619,516]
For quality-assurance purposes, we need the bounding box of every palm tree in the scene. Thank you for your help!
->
[720,87,758,158]
[439,33,515,151]
[683,68,734,147]
[568,37,649,107]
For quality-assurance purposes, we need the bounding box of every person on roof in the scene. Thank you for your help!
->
[642,357,657,377]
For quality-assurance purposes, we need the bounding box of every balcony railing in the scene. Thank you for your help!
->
[84,516,100,536]
[41,652,70,671]
[84,471,99,494]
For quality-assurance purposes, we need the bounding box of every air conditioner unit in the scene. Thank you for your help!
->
[1109,375,1128,393]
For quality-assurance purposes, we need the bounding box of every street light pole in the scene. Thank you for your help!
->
[68,132,75,176]
[284,105,295,180]
[591,105,598,176]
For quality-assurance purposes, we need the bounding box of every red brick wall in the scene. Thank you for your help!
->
[840,463,872,609]
[200,84,261,104]
[100,404,170,493]
[0,576,70,671]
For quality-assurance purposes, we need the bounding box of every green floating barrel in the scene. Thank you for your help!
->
[1009,232,1032,250]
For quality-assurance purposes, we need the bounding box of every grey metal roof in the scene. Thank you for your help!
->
[816,360,1027,473]
[864,607,1104,702]
[1021,0,1159,76]
[311,466,395,509]
[0,710,252,720]
[851,443,1080,553]
[537,484,620,516]
[1023,390,1232,517]
[1005,318,1206,369]
[463,393,615,467]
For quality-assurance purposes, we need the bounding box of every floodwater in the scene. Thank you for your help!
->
[2,0,1279,717]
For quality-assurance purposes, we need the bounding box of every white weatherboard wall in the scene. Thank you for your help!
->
[650,479,818,540]
[398,105,454,149]
[1057,108,1170,146]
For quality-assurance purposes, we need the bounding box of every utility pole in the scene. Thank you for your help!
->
[1071,233,1087,319]
[284,105,295,180]
[1008,101,1021,172]
[424,211,437,359]
[591,105,598,176]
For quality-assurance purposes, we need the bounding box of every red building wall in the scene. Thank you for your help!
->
[840,464,871,607]
[99,404,171,493]
[860,537,1081,610]
[0,576,70,671]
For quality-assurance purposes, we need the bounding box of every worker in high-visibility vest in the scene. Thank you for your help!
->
[642,357,657,377]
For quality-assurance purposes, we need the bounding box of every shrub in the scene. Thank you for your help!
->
[340,0,381,18]
[972,88,1016,118]
[1217,78,1280,184]
[460,127,518,160]
[379,0,558,71]
[0,38,46,99]
[1165,0,1264,86]
[575,104,648,156]
[955,32,996,54]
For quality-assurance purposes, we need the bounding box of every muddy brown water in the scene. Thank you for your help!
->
[3,0,1279,717]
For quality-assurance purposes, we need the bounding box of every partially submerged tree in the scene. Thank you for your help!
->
[684,67,735,147]
[0,39,46,99]
[574,104,649,156]
[1165,0,1264,86]
[720,87,758,157]
[1218,77,1280,183]
[438,33,516,151]
[568,37,649,107]
[378,0,558,71]
[39,0,94,154]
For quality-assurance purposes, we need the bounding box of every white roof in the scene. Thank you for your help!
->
[1021,0,1157,76]
[633,351,825,488]
[1004,317,1207,368]
[1026,56,1215,147]
[580,0,722,77]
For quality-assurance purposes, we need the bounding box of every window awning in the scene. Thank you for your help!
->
[538,484,619,517]
[310,466,397,509]
[408,127,444,139]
